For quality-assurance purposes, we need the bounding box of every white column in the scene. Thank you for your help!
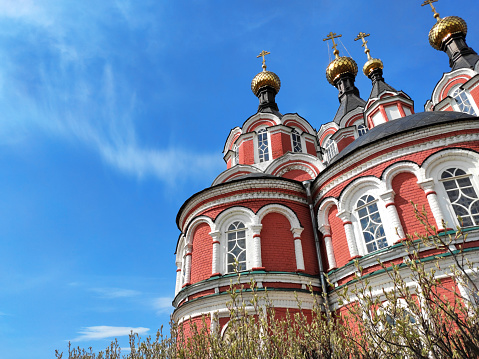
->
[319,225,337,270]
[337,211,360,259]
[183,244,193,287]
[251,224,264,270]
[291,227,305,271]
[380,190,406,242]
[418,179,446,230]
[210,231,221,276]
[175,262,182,295]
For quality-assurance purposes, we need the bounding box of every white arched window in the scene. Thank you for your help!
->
[324,137,338,162]
[291,128,302,153]
[440,168,479,227]
[257,128,270,162]
[356,194,388,253]
[226,221,247,273]
[451,86,477,115]
[357,124,368,137]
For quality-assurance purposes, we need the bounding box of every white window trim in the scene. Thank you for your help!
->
[323,136,338,163]
[450,85,479,115]
[290,128,304,154]
[219,216,255,275]
[350,188,397,256]
[428,160,479,228]
[253,127,272,164]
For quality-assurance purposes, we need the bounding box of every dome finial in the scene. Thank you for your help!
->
[257,50,270,71]
[421,0,441,22]
[355,32,384,77]
[323,32,342,59]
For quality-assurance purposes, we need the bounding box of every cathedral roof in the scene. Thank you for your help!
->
[331,111,477,164]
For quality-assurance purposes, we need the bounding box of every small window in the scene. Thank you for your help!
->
[324,138,338,162]
[356,194,388,253]
[440,168,479,227]
[257,129,270,162]
[451,87,476,115]
[226,221,246,273]
[233,144,239,166]
[291,129,302,153]
[357,124,368,137]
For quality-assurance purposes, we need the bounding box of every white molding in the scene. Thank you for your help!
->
[212,164,261,186]
[243,113,281,133]
[312,121,479,206]
[430,68,476,105]
[178,179,306,231]
[255,204,302,228]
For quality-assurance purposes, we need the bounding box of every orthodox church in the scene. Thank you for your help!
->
[172,1,479,335]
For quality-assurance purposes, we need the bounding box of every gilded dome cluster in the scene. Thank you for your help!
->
[251,70,281,96]
[363,58,383,76]
[326,56,358,85]
[429,16,467,50]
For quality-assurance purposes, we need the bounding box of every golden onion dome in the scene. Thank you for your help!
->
[429,16,467,50]
[363,58,384,76]
[326,56,358,85]
[251,70,281,96]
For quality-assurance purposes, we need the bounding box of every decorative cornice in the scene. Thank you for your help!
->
[312,121,479,206]
[178,179,306,231]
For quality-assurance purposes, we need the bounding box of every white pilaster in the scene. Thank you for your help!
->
[183,244,193,286]
[291,227,305,271]
[319,225,337,269]
[175,262,182,295]
[418,179,446,230]
[337,211,360,258]
[210,231,221,276]
[380,190,406,242]
[251,224,264,269]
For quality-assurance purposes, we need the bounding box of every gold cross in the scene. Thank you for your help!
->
[421,0,441,21]
[257,50,270,71]
[323,32,342,58]
[355,32,372,60]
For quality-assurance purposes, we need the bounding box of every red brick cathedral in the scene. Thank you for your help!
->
[172,3,479,335]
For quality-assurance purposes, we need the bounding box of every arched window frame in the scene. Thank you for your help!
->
[342,183,397,256]
[323,136,338,163]
[215,210,255,275]
[425,154,479,229]
[291,128,303,153]
[450,85,478,115]
[255,127,271,163]
[355,194,388,254]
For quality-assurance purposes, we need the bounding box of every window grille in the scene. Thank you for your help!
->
[226,221,246,273]
[357,124,368,137]
[356,194,388,253]
[291,129,302,152]
[324,138,338,162]
[441,168,479,227]
[452,87,476,115]
[258,129,270,162]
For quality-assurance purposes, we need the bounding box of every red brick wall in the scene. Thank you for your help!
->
[328,206,350,268]
[190,223,212,283]
[392,172,433,237]
[282,169,312,182]
[243,139,255,165]
[306,140,316,156]
[336,135,355,152]
[261,212,297,272]
[469,84,479,106]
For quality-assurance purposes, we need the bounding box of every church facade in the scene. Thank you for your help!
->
[172,3,479,335]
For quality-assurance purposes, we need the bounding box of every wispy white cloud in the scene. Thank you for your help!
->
[152,297,173,314]
[0,1,223,185]
[71,326,149,342]
[90,287,141,299]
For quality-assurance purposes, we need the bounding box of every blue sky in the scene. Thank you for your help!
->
[0,0,478,358]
